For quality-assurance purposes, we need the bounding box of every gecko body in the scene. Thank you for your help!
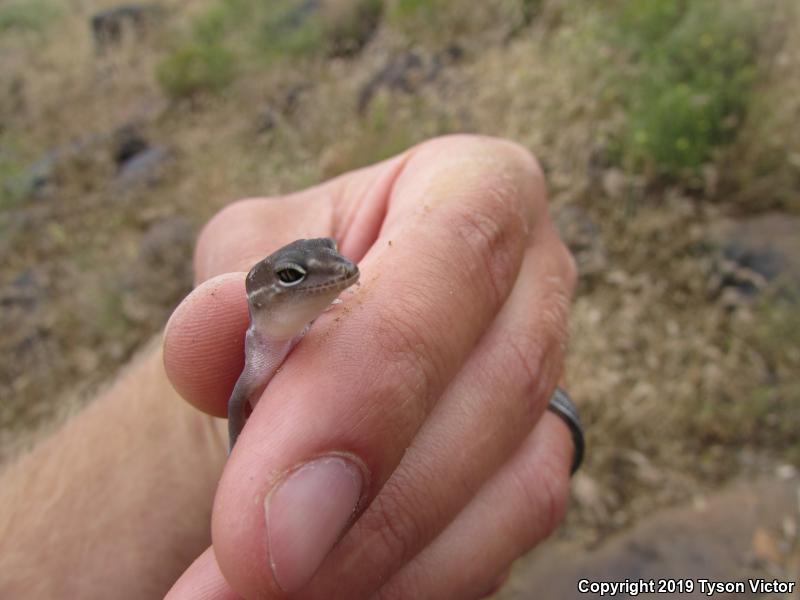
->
[227,238,359,451]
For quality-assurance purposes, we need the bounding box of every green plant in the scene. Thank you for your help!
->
[156,44,236,98]
[615,0,687,51]
[519,0,542,26]
[610,0,763,180]
[256,0,384,59]
[254,2,326,60]
[0,136,29,211]
[192,0,252,45]
[0,0,61,34]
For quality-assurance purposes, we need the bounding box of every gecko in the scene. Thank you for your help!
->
[227,237,359,451]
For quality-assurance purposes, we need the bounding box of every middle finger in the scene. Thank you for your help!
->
[302,227,575,598]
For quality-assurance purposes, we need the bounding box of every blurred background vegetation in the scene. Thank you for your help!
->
[1,0,798,592]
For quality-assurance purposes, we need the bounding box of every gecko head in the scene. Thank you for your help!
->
[245,237,359,339]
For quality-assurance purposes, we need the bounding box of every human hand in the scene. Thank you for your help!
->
[163,135,577,599]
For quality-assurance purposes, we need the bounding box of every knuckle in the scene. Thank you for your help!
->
[505,320,563,417]
[554,235,578,295]
[414,135,546,210]
[539,280,572,353]
[449,199,526,308]
[533,458,571,537]
[358,480,425,570]
[415,135,544,182]
[492,137,546,190]
[504,327,547,400]
[374,578,423,600]
[370,301,444,420]
[511,455,570,548]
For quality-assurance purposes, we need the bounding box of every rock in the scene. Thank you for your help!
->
[256,84,310,134]
[115,146,172,189]
[723,214,800,283]
[428,44,463,79]
[22,152,59,201]
[283,83,309,115]
[17,133,110,201]
[113,125,149,166]
[259,0,379,62]
[357,47,462,114]
[712,213,800,298]
[90,4,163,53]
[256,108,277,133]
[0,269,43,313]
[551,204,607,286]
[494,476,800,599]
[139,215,194,267]
[323,0,383,57]
[358,52,424,113]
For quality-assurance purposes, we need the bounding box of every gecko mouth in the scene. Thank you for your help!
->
[300,266,360,295]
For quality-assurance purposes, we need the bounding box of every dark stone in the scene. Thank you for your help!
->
[714,213,800,298]
[283,84,310,115]
[0,269,44,320]
[256,84,310,133]
[428,44,463,79]
[552,204,607,286]
[22,153,59,201]
[358,52,425,114]
[113,125,149,166]
[90,4,162,53]
[17,133,111,201]
[139,216,194,267]
[257,108,277,133]
[116,146,172,189]
[358,46,462,114]
[326,0,383,58]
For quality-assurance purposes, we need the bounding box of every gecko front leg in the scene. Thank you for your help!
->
[228,328,298,451]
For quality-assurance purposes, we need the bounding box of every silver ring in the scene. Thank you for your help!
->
[546,387,584,475]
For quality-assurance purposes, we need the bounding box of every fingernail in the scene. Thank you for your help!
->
[265,455,364,592]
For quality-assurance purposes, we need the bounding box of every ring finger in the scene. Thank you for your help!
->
[378,412,574,600]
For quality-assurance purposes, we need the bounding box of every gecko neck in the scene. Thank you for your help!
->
[248,287,341,341]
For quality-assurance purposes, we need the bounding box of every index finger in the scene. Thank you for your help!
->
[164,154,411,414]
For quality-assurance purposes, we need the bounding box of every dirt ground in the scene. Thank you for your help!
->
[1,0,798,595]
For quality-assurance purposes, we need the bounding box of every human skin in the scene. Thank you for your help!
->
[164,135,577,599]
[0,135,576,600]
[0,338,227,599]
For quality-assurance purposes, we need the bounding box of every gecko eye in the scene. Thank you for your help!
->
[275,265,306,285]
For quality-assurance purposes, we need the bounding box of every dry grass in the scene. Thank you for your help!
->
[1,0,798,557]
